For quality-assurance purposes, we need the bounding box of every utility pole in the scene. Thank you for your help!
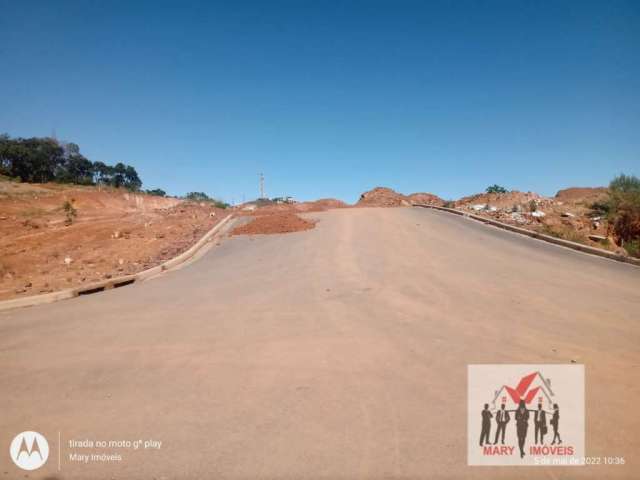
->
[259,173,265,199]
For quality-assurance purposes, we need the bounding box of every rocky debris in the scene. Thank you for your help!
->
[357,187,410,207]
[449,187,623,253]
[509,212,527,224]
[231,213,316,235]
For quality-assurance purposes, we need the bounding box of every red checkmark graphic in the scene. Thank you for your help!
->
[505,372,540,404]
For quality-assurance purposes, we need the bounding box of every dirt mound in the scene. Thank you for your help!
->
[555,187,608,203]
[307,198,349,209]
[454,190,549,209]
[357,187,410,207]
[0,181,225,301]
[231,213,315,235]
[407,192,445,206]
[238,198,349,216]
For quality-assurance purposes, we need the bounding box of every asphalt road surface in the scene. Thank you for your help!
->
[1,207,639,479]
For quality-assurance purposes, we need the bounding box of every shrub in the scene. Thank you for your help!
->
[624,239,640,258]
[63,200,77,225]
[486,184,508,194]
[607,174,640,256]
[184,191,229,209]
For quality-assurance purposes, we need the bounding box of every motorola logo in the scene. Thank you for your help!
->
[9,431,49,470]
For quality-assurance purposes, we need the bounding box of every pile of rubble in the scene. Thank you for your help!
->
[452,187,623,252]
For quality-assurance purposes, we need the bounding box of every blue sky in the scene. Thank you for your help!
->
[1,0,638,203]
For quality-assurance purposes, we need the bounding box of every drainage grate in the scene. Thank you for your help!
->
[77,286,105,296]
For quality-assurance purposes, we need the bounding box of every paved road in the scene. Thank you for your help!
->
[1,207,639,479]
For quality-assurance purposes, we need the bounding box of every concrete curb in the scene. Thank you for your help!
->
[413,204,640,267]
[0,214,234,312]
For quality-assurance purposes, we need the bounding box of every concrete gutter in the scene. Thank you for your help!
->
[413,204,640,267]
[0,214,234,312]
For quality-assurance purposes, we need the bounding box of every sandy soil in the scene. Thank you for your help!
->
[0,181,226,300]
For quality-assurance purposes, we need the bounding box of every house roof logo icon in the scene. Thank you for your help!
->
[9,431,49,471]
[492,371,555,407]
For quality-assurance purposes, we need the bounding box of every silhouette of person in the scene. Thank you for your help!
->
[515,399,530,458]
[534,403,547,444]
[493,403,510,444]
[480,403,493,446]
[550,403,562,445]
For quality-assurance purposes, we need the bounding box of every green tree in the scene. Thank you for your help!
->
[486,184,508,194]
[124,165,142,190]
[0,134,145,189]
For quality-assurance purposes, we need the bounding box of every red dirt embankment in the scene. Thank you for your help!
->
[0,181,227,301]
